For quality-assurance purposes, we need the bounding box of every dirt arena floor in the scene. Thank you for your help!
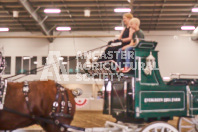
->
[71,111,179,129]
[23,111,180,131]
[71,111,116,128]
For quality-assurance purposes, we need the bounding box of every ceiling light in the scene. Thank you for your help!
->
[56,27,71,31]
[114,8,131,13]
[114,26,124,30]
[0,28,9,32]
[13,11,19,18]
[44,9,61,13]
[181,26,195,30]
[192,8,198,12]
[84,9,91,17]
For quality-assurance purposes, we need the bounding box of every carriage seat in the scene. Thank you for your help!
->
[167,78,198,86]
[134,40,158,50]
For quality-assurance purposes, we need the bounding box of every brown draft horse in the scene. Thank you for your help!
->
[0,80,76,132]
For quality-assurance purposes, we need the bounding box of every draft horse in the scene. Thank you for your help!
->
[0,80,80,132]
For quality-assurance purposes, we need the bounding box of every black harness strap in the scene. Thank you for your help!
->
[50,83,72,118]
[3,106,85,131]
[0,78,7,110]
[60,88,66,113]
[50,87,60,117]
[65,89,72,115]
[22,81,33,114]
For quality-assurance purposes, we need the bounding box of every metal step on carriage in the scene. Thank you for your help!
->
[83,40,198,132]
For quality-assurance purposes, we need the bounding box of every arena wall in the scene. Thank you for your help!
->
[0,31,197,111]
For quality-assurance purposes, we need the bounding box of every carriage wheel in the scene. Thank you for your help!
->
[141,121,178,132]
[178,116,198,132]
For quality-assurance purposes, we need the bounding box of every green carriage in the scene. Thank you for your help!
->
[85,40,198,132]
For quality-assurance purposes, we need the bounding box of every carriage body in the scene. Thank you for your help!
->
[101,41,198,123]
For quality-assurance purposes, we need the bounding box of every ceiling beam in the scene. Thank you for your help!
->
[61,0,77,29]
[96,0,104,30]
[0,2,30,32]
[155,0,166,29]
[183,1,198,26]
[19,0,53,42]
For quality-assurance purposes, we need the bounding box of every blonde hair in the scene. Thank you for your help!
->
[129,18,140,26]
[123,13,133,19]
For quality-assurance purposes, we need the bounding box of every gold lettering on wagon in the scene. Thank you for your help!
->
[144,98,181,103]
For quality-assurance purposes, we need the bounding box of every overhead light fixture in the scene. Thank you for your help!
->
[192,8,198,12]
[114,8,131,13]
[56,27,71,31]
[44,9,61,13]
[181,26,195,30]
[13,11,19,18]
[84,9,91,17]
[114,26,124,30]
[0,28,9,32]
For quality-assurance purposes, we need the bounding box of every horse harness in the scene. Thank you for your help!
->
[50,83,72,119]
[23,81,78,131]
[0,55,6,110]
[0,78,7,110]
[1,80,85,131]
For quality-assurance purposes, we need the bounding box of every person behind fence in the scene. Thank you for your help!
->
[117,18,144,73]
[97,13,133,62]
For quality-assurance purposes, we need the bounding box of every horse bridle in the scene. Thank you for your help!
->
[49,83,73,119]
[2,80,85,131]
